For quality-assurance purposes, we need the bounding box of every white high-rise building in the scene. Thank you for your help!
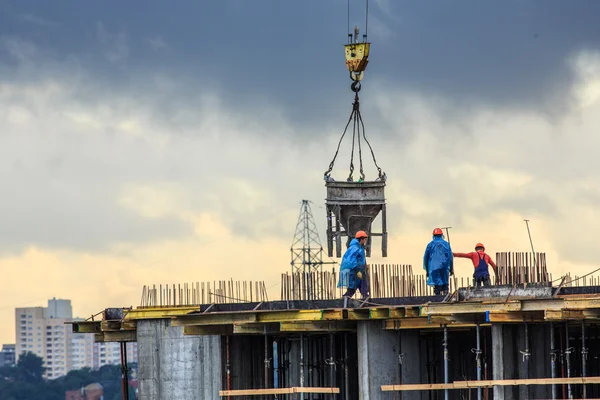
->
[15,298,137,379]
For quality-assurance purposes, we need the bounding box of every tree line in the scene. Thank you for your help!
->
[0,352,136,400]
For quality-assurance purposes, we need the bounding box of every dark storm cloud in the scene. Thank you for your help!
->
[2,0,599,137]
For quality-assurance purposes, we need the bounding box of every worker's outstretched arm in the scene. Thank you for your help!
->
[453,252,473,258]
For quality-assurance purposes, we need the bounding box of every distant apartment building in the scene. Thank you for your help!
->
[15,298,137,379]
[0,344,16,367]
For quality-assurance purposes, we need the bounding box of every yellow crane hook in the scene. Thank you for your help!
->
[344,25,370,82]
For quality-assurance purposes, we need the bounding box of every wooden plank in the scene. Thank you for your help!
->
[297,387,340,393]
[382,377,600,391]
[453,376,600,388]
[382,383,456,391]
[220,388,293,395]
[219,387,340,396]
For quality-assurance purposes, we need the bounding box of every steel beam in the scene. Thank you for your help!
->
[544,309,600,321]
[279,321,356,332]
[233,323,280,334]
[94,331,137,343]
[125,306,201,320]
[421,301,521,315]
[486,311,545,323]
[72,321,101,333]
[369,308,391,319]
[384,318,490,330]
[184,325,234,336]
[172,313,258,326]
[101,320,123,331]
[522,298,600,312]
[172,309,345,327]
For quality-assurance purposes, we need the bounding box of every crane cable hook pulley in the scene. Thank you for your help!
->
[324,0,384,183]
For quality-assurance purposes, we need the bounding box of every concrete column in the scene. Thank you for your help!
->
[357,321,397,400]
[137,319,222,400]
[492,324,516,400]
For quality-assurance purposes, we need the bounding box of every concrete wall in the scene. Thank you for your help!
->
[400,330,425,400]
[137,319,221,400]
[357,321,398,400]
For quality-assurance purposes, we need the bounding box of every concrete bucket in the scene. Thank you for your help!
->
[325,180,387,257]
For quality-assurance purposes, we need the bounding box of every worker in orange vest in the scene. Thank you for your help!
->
[453,243,498,287]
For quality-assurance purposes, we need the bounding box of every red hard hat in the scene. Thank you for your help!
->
[433,228,443,235]
[475,243,485,250]
[355,230,368,239]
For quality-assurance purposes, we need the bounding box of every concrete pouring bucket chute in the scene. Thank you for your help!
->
[325,180,387,258]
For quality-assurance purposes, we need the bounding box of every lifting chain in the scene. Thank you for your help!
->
[324,81,384,182]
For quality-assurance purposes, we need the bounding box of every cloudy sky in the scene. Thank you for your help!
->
[2,0,600,344]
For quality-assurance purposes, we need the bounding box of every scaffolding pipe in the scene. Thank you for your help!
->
[226,336,231,400]
[300,334,305,388]
[582,321,587,399]
[274,340,279,389]
[120,342,129,400]
[264,332,269,389]
[550,323,556,400]
[308,336,313,400]
[522,323,530,400]
[565,323,573,399]
[344,333,349,400]
[397,329,403,400]
[329,333,335,387]
[476,324,482,400]
[282,339,287,388]
[444,326,449,400]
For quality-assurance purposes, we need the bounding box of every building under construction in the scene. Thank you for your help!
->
[72,251,600,400]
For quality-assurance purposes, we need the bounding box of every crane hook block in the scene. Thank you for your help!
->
[344,42,370,82]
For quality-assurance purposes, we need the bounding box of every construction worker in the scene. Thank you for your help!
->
[453,243,498,287]
[338,230,369,301]
[423,228,454,296]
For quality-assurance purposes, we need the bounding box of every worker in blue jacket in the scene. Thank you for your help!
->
[423,228,454,296]
[338,230,369,301]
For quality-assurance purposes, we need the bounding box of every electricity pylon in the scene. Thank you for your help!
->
[290,200,331,300]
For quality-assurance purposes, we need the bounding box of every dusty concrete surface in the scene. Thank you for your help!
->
[460,284,553,301]
[137,319,221,400]
[357,321,398,400]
